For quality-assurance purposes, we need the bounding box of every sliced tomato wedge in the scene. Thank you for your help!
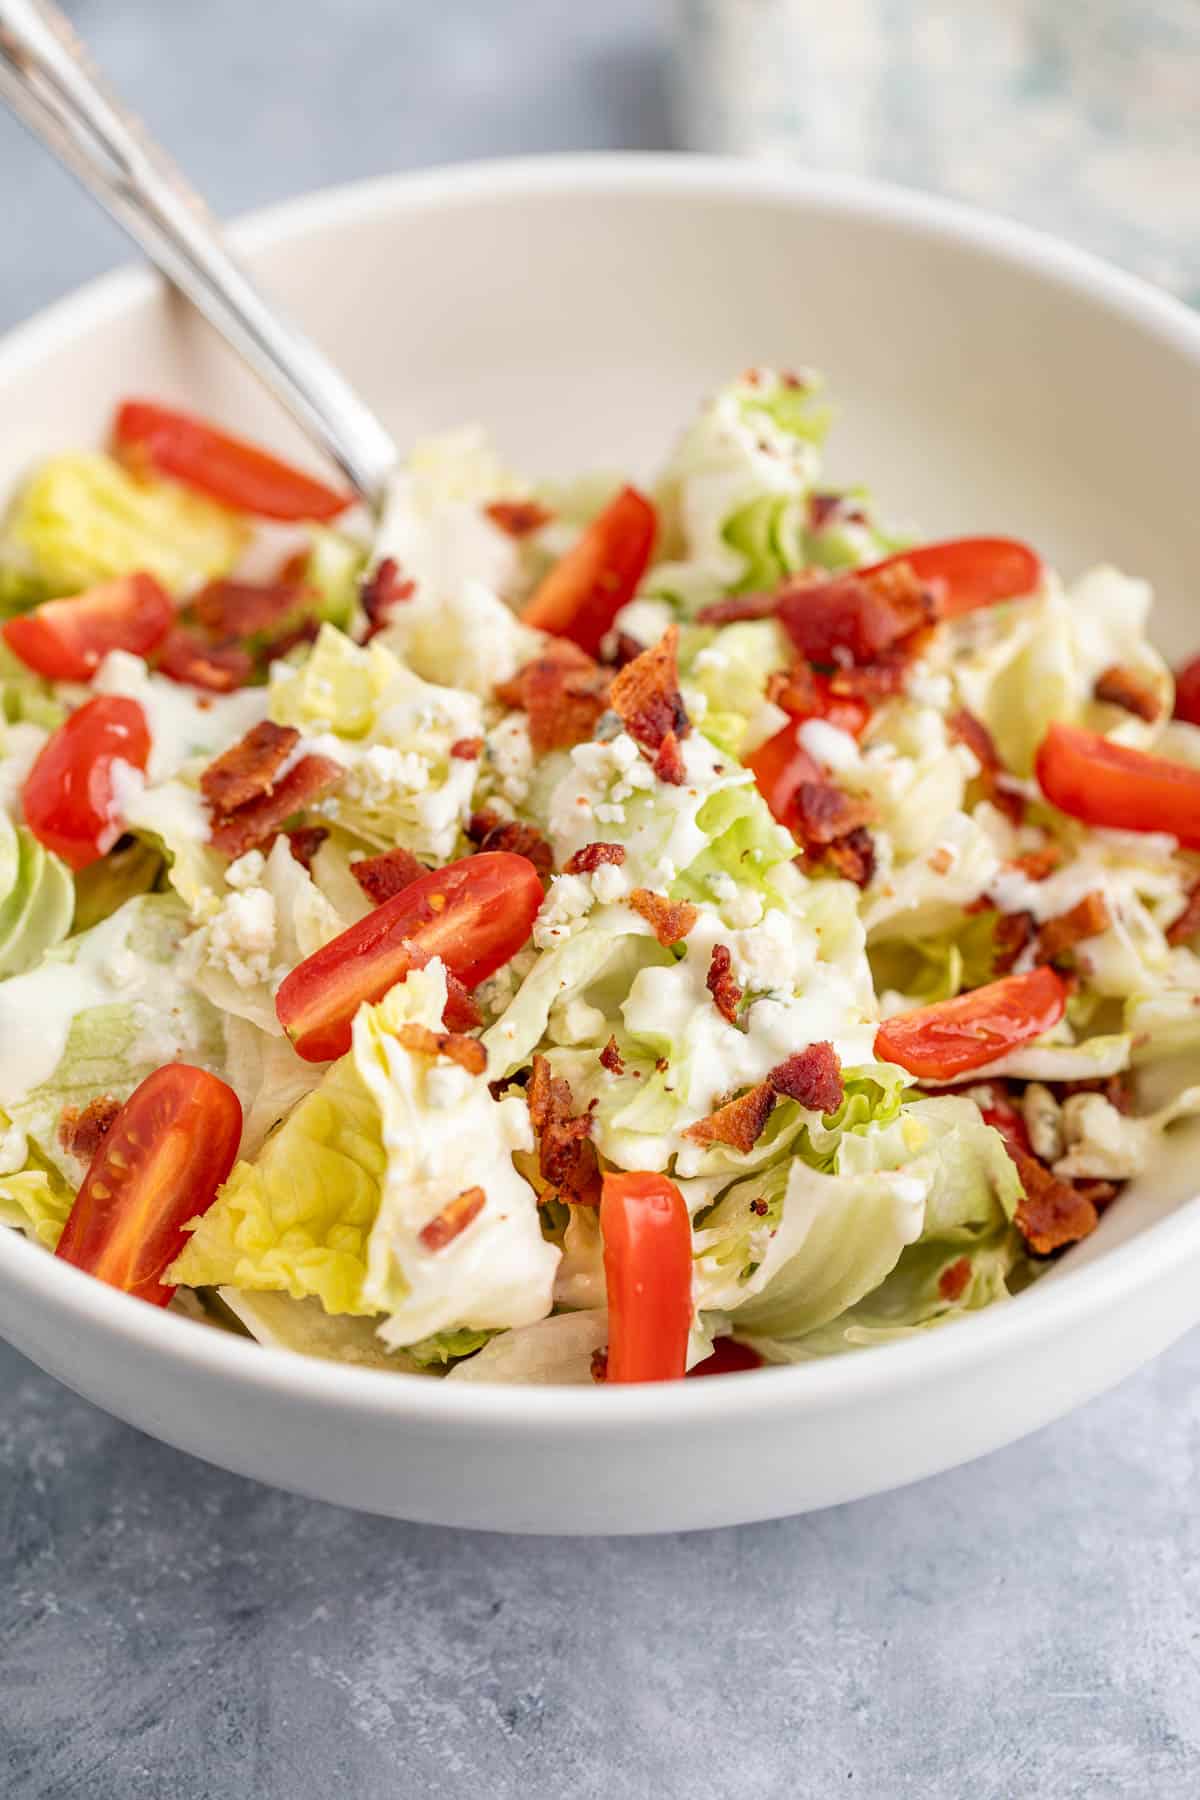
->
[3,573,173,682]
[113,399,353,522]
[23,695,150,870]
[875,966,1068,1081]
[55,1064,242,1306]
[687,1338,762,1378]
[276,851,543,1061]
[746,720,822,826]
[600,1170,693,1384]
[976,1088,1032,1157]
[862,537,1042,618]
[1035,722,1200,850]
[779,669,872,738]
[520,485,655,655]
[1174,654,1200,727]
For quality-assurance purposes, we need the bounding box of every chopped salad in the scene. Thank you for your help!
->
[1,369,1199,1385]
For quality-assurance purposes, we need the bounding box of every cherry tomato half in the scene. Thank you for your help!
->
[520,485,656,655]
[1036,722,1200,850]
[276,850,544,1061]
[1174,653,1200,727]
[600,1170,693,1384]
[746,721,823,827]
[3,573,173,683]
[55,1064,242,1306]
[114,399,353,522]
[22,695,151,871]
[874,966,1068,1082]
[862,537,1043,618]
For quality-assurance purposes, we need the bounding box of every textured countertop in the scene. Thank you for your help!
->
[3,4,1200,1795]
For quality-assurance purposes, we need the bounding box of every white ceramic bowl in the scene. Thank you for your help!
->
[2,156,1199,1535]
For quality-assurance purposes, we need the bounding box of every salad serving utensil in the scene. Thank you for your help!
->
[0,0,399,511]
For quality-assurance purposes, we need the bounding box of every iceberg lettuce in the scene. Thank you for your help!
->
[0,813,73,976]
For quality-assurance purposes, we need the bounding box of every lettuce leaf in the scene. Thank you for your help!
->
[0,813,73,976]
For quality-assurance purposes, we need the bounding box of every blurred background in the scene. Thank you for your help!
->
[1,0,1198,336]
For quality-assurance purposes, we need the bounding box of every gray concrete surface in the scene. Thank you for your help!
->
[2,4,1199,1795]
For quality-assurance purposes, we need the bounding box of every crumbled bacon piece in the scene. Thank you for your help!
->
[201,720,300,815]
[419,1185,486,1251]
[766,661,821,715]
[628,888,698,946]
[157,627,253,693]
[495,640,610,753]
[599,1036,625,1075]
[652,729,687,786]
[590,1347,609,1383]
[396,1022,487,1075]
[1167,882,1200,947]
[402,941,482,1032]
[706,944,743,1025]
[684,1083,776,1153]
[1053,1073,1131,1115]
[1007,845,1062,882]
[1094,663,1162,723]
[948,708,1024,823]
[209,755,342,859]
[748,1197,769,1217]
[485,498,554,537]
[257,616,320,663]
[192,579,307,642]
[1009,1147,1099,1255]
[938,1257,972,1302]
[466,809,554,880]
[792,780,874,848]
[58,1095,120,1165]
[285,826,328,870]
[1037,891,1112,962]
[824,655,913,704]
[450,736,483,761]
[563,842,626,875]
[993,909,1036,975]
[351,845,428,904]
[808,492,867,532]
[607,626,690,752]
[527,1054,601,1205]
[820,825,876,888]
[768,1042,844,1114]
[777,561,939,666]
[360,557,416,640]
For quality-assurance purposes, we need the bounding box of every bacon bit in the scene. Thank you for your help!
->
[527,1054,601,1206]
[628,888,699,946]
[1094,663,1162,723]
[695,590,783,628]
[351,845,429,905]
[768,1042,844,1114]
[590,1347,609,1383]
[564,841,626,875]
[418,1185,486,1251]
[706,944,743,1025]
[684,1082,776,1153]
[209,754,342,858]
[396,1022,488,1075]
[993,909,1036,975]
[599,1036,625,1075]
[1009,1146,1099,1255]
[1167,882,1200,947]
[824,655,914,704]
[1052,1073,1131,1116]
[360,557,416,640]
[607,626,690,752]
[485,498,554,537]
[766,661,821,715]
[777,561,938,667]
[1037,891,1112,962]
[606,631,645,670]
[807,491,867,531]
[938,1257,972,1302]
[466,808,554,880]
[748,1197,769,1217]
[948,707,1024,822]
[285,826,328,870]
[192,578,307,642]
[495,640,610,753]
[1007,845,1063,882]
[1074,1179,1121,1211]
[58,1095,120,1165]
[652,729,687,786]
[201,720,300,815]
[792,780,875,847]
[257,615,321,664]
[450,736,483,761]
[820,825,876,888]
[157,627,253,693]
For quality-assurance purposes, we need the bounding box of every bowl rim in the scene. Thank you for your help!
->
[3,150,1200,1432]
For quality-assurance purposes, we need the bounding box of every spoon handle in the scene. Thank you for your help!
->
[0,0,398,510]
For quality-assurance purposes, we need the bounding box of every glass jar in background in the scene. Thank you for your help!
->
[672,0,1200,302]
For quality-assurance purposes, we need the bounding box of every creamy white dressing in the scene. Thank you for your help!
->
[92,651,267,783]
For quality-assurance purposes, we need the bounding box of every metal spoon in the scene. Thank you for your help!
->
[0,0,399,512]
